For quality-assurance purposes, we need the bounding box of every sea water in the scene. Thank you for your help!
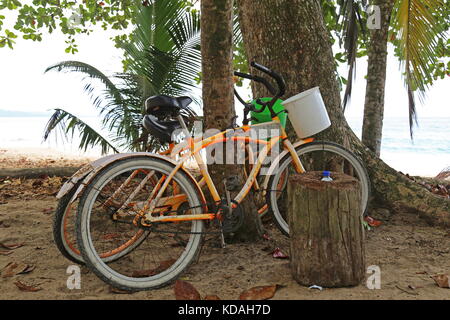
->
[0,116,448,177]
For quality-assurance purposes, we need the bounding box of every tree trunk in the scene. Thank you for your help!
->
[201,0,264,242]
[237,0,450,227]
[361,0,395,156]
[0,167,80,179]
[288,171,365,287]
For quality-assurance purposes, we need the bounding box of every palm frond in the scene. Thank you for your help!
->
[43,108,120,154]
[392,0,448,137]
[337,0,368,109]
[45,61,123,106]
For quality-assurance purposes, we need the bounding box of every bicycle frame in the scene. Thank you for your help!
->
[137,115,309,225]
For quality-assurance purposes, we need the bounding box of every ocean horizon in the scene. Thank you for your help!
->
[0,115,448,177]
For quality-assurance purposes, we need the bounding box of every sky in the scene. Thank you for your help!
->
[0,17,449,127]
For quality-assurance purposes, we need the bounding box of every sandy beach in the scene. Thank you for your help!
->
[0,148,449,300]
[0,148,96,169]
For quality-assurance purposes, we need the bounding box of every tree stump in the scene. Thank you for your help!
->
[288,171,365,287]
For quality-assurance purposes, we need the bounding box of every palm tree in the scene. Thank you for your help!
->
[338,0,448,155]
[43,0,201,154]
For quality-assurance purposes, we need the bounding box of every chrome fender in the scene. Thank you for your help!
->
[56,153,206,209]
[56,153,124,199]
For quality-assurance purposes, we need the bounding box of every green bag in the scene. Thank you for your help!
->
[250,97,286,128]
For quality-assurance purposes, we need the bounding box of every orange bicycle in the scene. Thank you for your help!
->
[74,62,370,290]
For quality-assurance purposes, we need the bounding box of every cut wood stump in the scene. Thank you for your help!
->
[288,171,365,287]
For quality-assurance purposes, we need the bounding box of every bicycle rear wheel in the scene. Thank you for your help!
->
[267,141,370,236]
[76,157,204,291]
[53,180,151,265]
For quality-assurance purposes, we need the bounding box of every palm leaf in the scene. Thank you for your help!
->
[392,0,447,137]
[45,61,123,106]
[43,108,120,154]
[337,0,368,109]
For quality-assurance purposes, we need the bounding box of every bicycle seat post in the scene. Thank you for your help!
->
[177,115,191,139]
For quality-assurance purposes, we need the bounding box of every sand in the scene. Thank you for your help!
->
[0,149,449,300]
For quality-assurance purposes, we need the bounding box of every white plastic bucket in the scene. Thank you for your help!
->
[282,87,331,138]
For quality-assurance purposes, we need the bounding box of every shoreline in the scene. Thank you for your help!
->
[0,147,446,180]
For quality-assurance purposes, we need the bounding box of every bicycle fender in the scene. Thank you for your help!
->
[63,153,207,209]
[56,154,124,199]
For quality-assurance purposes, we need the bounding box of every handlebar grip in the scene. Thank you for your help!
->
[250,61,271,74]
[250,61,286,96]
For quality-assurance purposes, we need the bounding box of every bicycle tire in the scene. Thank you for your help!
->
[53,183,151,265]
[267,141,371,236]
[76,157,204,291]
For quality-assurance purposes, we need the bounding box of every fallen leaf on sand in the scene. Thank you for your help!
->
[415,271,428,275]
[0,242,24,250]
[408,285,423,290]
[431,274,450,288]
[272,247,289,259]
[364,216,382,227]
[204,295,221,300]
[110,286,132,294]
[262,234,271,241]
[17,264,35,275]
[239,285,283,300]
[42,207,54,214]
[1,262,35,277]
[174,280,201,300]
[14,281,42,292]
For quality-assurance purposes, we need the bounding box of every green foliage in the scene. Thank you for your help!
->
[390,0,449,135]
[0,0,139,51]
[43,0,201,154]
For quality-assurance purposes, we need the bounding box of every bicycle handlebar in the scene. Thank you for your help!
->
[233,71,277,96]
[250,61,286,97]
[233,61,287,119]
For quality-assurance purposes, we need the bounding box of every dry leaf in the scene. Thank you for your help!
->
[204,295,221,300]
[174,280,201,300]
[431,274,450,288]
[239,285,281,300]
[364,216,382,227]
[42,207,54,215]
[110,286,132,294]
[272,247,289,259]
[14,281,42,292]
[1,262,35,277]
[2,262,19,278]
[17,264,35,275]
[0,242,24,250]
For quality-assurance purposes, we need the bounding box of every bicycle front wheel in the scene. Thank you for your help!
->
[267,141,370,236]
[76,157,204,291]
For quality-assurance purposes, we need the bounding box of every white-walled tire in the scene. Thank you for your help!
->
[76,157,204,291]
[267,141,370,236]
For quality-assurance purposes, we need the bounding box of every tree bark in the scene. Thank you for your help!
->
[361,0,395,156]
[201,0,264,242]
[288,172,365,287]
[236,0,450,227]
